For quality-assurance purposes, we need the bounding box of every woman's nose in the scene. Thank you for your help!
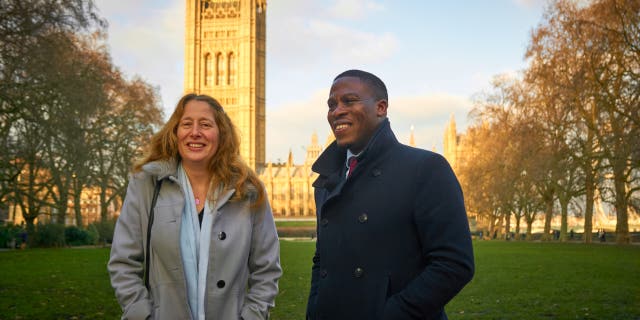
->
[190,125,202,136]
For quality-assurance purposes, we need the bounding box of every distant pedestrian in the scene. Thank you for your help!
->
[600,229,606,242]
[19,230,27,249]
[569,229,574,240]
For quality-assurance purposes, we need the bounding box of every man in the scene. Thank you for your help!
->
[306,69,474,320]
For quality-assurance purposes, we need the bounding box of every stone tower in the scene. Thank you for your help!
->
[184,0,267,169]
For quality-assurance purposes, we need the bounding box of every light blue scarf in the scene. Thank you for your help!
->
[178,163,215,320]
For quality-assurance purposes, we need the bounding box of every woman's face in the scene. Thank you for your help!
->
[177,99,220,170]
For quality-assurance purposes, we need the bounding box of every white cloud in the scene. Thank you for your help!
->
[268,2,398,68]
[513,0,546,9]
[328,0,385,20]
[308,20,398,64]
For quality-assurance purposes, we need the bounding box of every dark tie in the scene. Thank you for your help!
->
[347,156,358,178]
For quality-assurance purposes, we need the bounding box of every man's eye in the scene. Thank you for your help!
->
[343,98,358,105]
[328,101,337,110]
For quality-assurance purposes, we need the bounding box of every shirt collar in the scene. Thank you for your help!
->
[345,149,362,168]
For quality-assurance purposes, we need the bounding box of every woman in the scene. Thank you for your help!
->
[108,94,281,320]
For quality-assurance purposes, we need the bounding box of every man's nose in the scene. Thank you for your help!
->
[330,103,348,117]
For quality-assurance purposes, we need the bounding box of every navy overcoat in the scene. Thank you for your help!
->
[306,120,474,320]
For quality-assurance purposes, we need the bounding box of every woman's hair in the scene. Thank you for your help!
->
[134,93,265,207]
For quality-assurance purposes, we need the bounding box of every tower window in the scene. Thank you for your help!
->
[204,53,213,86]
[228,52,236,86]
[216,52,224,86]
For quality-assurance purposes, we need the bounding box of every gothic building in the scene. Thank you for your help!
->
[258,133,331,217]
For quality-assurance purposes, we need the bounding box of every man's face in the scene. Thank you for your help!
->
[327,76,387,154]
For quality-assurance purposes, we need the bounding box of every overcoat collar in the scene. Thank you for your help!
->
[312,118,398,179]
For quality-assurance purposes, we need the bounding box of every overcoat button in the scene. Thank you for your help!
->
[354,267,364,278]
[372,169,382,177]
[320,269,328,278]
[218,231,227,240]
[358,213,368,223]
[217,280,225,288]
[321,218,328,227]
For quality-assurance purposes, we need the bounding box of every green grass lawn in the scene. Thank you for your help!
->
[0,241,638,319]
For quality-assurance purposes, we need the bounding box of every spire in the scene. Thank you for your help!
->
[409,125,416,147]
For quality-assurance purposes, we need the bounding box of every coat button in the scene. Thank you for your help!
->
[218,231,226,240]
[358,213,368,223]
[320,269,328,278]
[320,218,328,227]
[372,168,382,177]
[354,267,364,278]
[217,280,225,288]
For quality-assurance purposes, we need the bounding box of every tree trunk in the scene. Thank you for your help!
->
[73,191,83,227]
[542,194,554,241]
[613,163,630,244]
[583,110,596,244]
[584,167,595,244]
[525,216,534,241]
[505,211,512,240]
[55,189,69,225]
[515,214,522,241]
[100,186,108,222]
[559,197,569,242]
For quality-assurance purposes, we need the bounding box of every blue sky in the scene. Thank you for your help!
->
[94,0,546,163]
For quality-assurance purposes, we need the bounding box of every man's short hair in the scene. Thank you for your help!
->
[334,69,388,101]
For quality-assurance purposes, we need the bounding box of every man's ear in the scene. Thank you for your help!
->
[376,99,388,118]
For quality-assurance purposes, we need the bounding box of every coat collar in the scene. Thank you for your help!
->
[312,118,398,177]
[141,158,239,209]
[142,157,178,181]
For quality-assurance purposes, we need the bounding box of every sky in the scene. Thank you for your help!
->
[93,0,547,164]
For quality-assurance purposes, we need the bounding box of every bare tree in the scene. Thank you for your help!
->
[90,76,163,221]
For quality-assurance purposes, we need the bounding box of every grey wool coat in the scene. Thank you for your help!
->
[306,119,474,320]
[108,159,282,320]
